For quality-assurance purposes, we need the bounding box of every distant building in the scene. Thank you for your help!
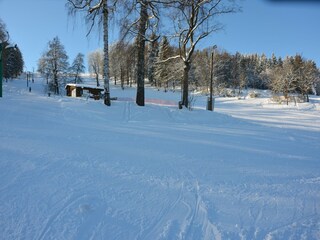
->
[65,84,104,100]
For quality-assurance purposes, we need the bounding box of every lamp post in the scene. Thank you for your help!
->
[207,45,217,111]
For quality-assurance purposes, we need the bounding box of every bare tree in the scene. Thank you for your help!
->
[119,0,161,106]
[109,41,129,88]
[270,57,297,105]
[88,49,103,87]
[38,52,51,84]
[166,0,239,108]
[39,37,69,95]
[67,0,118,106]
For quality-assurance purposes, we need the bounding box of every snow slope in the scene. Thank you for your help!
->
[1,79,320,240]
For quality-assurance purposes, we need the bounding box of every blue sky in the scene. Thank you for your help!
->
[0,0,319,71]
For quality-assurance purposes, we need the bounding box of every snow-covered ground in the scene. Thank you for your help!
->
[1,78,320,240]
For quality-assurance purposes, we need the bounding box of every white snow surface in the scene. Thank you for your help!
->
[1,79,320,240]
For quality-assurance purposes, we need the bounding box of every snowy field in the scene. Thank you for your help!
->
[1,78,320,240]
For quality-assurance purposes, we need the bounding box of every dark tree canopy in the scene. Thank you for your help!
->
[1,18,24,80]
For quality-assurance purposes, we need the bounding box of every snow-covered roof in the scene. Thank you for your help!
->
[65,83,104,90]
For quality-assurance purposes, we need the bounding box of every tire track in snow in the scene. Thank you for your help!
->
[74,203,107,240]
[264,214,320,239]
[137,176,222,240]
[122,101,131,122]
[179,180,221,240]
[138,182,184,240]
[247,200,266,239]
[36,194,86,240]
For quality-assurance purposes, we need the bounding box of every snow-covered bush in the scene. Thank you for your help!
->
[220,88,236,97]
[249,91,260,98]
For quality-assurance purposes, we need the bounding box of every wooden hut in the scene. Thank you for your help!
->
[65,84,104,100]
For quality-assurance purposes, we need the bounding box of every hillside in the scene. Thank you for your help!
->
[1,78,320,240]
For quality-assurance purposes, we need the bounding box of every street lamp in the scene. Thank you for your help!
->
[207,45,217,111]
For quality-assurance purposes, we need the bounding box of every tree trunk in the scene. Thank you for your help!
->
[120,67,124,90]
[182,62,190,108]
[96,73,100,87]
[136,1,148,106]
[126,68,129,86]
[103,0,111,106]
[54,69,59,95]
[55,76,59,95]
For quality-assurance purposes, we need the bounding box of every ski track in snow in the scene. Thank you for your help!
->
[1,79,320,239]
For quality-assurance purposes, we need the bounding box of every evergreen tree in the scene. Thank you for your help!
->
[230,52,241,93]
[271,53,278,68]
[298,59,318,102]
[0,19,24,80]
[0,19,7,42]
[193,49,211,93]
[3,44,24,80]
[147,33,158,86]
[70,53,85,84]
[154,36,173,91]
[278,56,283,67]
[215,52,232,88]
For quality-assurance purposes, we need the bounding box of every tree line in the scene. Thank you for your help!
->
[0,19,24,80]
[65,0,240,107]
[108,39,320,102]
[38,33,320,106]
[36,0,319,107]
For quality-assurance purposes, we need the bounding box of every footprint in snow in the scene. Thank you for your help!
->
[78,204,92,214]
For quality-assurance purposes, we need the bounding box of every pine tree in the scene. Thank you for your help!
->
[0,19,24,80]
[147,33,158,86]
[230,52,241,93]
[3,44,24,80]
[0,19,6,42]
[298,59,318,102]
[70,53,85,84]
[154,36,172,91]
[271,53,278,68]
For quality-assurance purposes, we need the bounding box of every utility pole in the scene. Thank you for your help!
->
[207,45,217,111]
